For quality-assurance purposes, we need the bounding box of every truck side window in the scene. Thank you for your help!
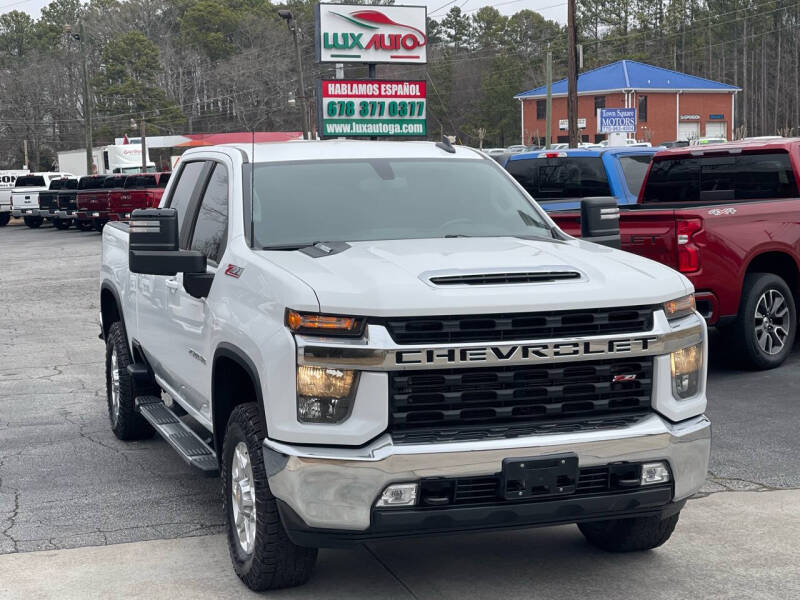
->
[167,161,206,233]
[189,164,228,265]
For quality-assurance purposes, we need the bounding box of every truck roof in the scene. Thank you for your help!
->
[654,136,800,159]
[507,146,660,162]
[192,140,485,163]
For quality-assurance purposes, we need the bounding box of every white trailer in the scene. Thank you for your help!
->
[57,145,155,177]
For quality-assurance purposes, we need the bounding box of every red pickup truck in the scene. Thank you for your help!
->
[76,175,126,231]
[549,137,800,370]
[108,172,171,221]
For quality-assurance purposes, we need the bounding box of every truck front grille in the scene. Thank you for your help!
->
[389,358,653,440]
[381,306,654,344]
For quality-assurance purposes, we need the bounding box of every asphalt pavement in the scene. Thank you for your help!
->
[1,218,799,598]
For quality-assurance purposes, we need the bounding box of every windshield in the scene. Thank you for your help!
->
[251,158,552,248]
[15,175,46,187]
[78,176,107,190]
[505,157,611,200]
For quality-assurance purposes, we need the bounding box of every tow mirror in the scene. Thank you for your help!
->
[129,208,207,276]
[580,197,621,249]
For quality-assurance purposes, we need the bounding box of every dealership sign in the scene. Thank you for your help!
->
[315,4,427,64]
[319,80,426,137]
[599,108,637,133]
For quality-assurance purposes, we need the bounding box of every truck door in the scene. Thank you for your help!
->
[163,162,230,423]
[136,160,211,411]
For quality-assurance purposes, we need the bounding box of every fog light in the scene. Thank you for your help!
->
[670,343,702,399]
[376,483,418,508]
[640,462,670,485]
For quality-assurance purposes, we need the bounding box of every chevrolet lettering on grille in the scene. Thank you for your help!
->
[394,336,660,366]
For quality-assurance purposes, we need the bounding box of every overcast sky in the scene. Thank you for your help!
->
[16,0,567,23]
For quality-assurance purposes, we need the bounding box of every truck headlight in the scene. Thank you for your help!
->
[663,294,696,320]
[296,365,357,423]
[670,344,702,399]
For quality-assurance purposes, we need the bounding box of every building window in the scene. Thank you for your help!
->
[594,96,606,111]
[536,100,546,120]
[638,96,648,122]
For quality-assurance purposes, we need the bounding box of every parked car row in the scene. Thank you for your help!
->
[2,172,170,230]
[504,137,800,370]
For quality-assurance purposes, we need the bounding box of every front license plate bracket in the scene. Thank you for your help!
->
[501,453,579,500]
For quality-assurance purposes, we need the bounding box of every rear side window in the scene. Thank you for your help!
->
[619,155,652,196]
[167,161,206,235]
[158,173,171,188]
[15,176,45,187]
[189,164,229,264]
[506,157,611,200]
[642,151,798,202]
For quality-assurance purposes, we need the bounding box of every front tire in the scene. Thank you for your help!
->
[23,216,42,228]
[578,512,680,552]
[77,220,93,231]
[53,218,71,230]
[222,403,317,591]
[105,322,154,440]
[0,213,9,226]
[729,273,796,370]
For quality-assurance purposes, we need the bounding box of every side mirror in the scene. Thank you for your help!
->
[129,208,207,276]
[580,197,621,249]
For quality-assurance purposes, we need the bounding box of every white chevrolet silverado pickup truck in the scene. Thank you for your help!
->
[100,140,710,591]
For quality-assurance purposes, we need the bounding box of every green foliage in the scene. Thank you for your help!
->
[180,0,241,60]
[0,11,35,57]
[92,31,184,137]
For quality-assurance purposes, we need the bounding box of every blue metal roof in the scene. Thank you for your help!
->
[515,60,740,99]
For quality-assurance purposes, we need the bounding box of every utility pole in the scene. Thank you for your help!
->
[23,140,29,169]
[567,0,579,148]
[140,114,147,171]
[279,10,310,140]
[70,22,94,175]
[545,50,552,149]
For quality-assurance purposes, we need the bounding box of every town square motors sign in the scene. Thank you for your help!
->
[315,4,428,64]
[319,80,427,137]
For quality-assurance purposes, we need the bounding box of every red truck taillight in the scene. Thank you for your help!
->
[676,218,702,273]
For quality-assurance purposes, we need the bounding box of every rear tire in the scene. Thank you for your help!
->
[23,216,42,228]
[729,273,796,370]
[0,213,9,226]
[222,403,317,591]
[77,220,93,231]
[53,218,70,230]
[93,219,105,232]
[578,512,680,552]
[105,322,155,441]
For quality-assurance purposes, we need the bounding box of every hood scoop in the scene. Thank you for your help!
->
[426,268,583,286]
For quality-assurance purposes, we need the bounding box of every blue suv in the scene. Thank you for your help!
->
[505,146,660,211]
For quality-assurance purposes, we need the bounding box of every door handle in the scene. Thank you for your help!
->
[166,278,180,291]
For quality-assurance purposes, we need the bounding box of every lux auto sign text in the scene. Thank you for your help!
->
[316,4,428,64]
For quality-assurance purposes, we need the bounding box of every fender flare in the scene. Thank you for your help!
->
[99,280,126,340]
[212,343,269,454]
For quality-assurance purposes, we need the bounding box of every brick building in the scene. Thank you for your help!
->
[515,60,740,146]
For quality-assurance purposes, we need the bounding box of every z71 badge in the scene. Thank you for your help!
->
[224,264,244,278]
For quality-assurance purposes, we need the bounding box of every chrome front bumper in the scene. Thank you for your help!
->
[263,413,711,531]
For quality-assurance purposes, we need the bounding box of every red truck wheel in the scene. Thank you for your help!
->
[730,273,797,370]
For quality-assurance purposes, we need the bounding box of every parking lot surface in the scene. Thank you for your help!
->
[1,219,799,597]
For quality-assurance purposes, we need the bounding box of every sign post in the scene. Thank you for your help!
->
[598,108,636,147]
[318,80,426,137]
[314,4,428,139]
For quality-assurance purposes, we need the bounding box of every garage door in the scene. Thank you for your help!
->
[678,122,700,141]
[705,121,727,138]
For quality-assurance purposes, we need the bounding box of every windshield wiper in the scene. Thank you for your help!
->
[261,241,349,256]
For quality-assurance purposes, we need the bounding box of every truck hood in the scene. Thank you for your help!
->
[258,237,691,316]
